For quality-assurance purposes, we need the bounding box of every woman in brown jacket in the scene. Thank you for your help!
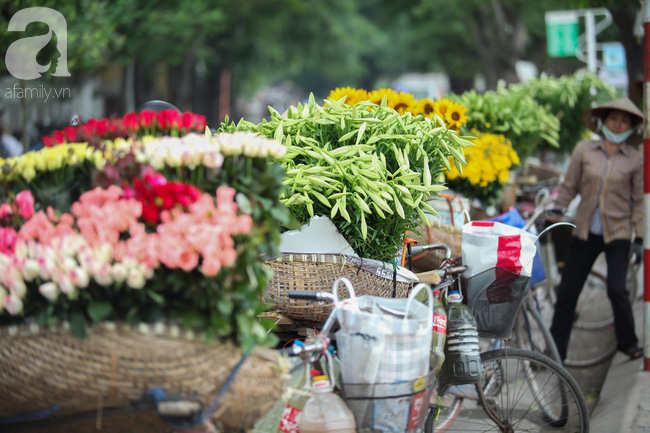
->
[550,97,644,361]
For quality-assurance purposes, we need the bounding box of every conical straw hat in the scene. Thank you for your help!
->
[582,97,644,145]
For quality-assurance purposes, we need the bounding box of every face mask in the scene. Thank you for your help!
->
[601,125,634,144]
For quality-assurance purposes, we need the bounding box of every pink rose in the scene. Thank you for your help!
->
[0,203,13,219]
[15,190,34,219]
[178,248,199,272]
[0,227,17,254]
[201,255,222,277]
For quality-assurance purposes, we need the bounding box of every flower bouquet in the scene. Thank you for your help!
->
[219,93,472,322]
[0,117,290,431]
[444,130,520,207]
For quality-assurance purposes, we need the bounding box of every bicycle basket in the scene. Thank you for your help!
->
[263,253,414,323]
[465,267,529,339]
[340,370,436,433]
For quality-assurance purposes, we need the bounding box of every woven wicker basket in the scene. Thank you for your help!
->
[263,253,414,323]
[409,221,462,273]
[0,322,285,432]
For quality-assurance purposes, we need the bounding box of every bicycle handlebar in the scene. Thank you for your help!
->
[410,243,452,259]
[288,291,335,301]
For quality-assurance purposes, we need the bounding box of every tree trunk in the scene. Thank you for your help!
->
[178,53,194,112]
[465,0,526,90]
[608,7,642,105]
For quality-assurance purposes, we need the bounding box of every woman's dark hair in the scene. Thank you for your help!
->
[599,108,642,127]
[135,100,180,113]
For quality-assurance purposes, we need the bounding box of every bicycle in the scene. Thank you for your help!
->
[422,261,588,433]
[281,273,589,433]
[407,203,566,367]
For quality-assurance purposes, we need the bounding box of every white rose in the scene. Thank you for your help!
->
[10,279,27,298]
[39,282,59,301]
[13,240,27,261]
[126,268,146,289]
[93,263,114,286]
[58,276,76,295]
[94,243,113,264]
[22,259,41,282]
[71,267,89,289]
[4,294,23,315]
[111,263,128,284]
[60,256,77,272]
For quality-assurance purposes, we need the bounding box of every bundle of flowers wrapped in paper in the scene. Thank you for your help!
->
[0,128,290,350]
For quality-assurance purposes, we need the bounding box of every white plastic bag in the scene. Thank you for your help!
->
[335,282,433,384]
[461,221,538,278]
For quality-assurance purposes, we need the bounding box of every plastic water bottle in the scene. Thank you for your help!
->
[430,289,447,376]
[256,354,310,433]
[440,291,482,385]
[298,375,356,433]
[278,370,310,433]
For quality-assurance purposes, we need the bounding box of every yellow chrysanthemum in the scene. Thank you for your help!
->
[444,130,519,187]
[444,102,469,130]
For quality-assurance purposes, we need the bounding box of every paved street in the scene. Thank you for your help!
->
[552,254,642,413]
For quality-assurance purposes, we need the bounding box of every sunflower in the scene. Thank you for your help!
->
[327,87,368,106]
[368,88,398,107]
[415,98,436,118]
[433,98,452,115]
[444,102,469,130]
[389,91,417,114]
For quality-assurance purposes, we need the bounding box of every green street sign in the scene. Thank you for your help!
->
[546,12,579,57]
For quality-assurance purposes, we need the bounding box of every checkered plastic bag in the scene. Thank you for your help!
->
[335,281,433,384]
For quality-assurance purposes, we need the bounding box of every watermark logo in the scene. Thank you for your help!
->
[5,7,70,80]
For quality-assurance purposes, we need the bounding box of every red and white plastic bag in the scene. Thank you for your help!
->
[461,221,538,278]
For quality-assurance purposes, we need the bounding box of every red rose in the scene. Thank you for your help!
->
[138,110,157,129]
[141,202,160,223]
[52,130,65,144]
[76,124,93,142]
[42,136,53,147]
[122,112,139,132]
[180,113,206,131]
[157,109,181,130]
[95,119,109,137]
[192,114,207,131]
[63,126,77,143]
[109,119,127,138]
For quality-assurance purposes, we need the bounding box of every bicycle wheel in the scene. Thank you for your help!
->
[436,348,589,432]
[513,299,563,364]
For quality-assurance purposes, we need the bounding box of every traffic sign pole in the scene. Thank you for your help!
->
[643,0,650,372]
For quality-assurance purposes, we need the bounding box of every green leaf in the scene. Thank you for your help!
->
[88,300,113,322]
[147,291,165,305]
[236,313,251,335]
[69,311,86,338]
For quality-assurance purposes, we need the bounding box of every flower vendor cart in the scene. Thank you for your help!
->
[0,110,290,432]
